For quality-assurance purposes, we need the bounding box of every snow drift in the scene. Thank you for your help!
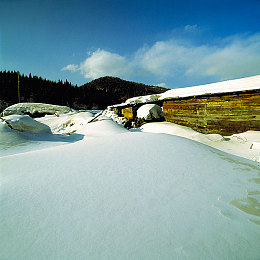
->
[0,116,259,260]
[2,102,76,117]
[2,114,52,134]
[140,122,260,162]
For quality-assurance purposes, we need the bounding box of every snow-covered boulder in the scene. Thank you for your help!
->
[2,103,76,117]
[137,104,163,121]
[2,115,52,134]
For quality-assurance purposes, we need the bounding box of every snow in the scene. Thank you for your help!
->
[0,117,84,157]
[36,111,94,135]
[140,122,260,162]
[111,75,260,107]
[251,142,260,150]
[102,108,128,125]
[2,102,76,117]
[159,74,260,100]
[136,104,163,120]
[2,115,52,134]
[0,111,260,260]
[111,94,160,108]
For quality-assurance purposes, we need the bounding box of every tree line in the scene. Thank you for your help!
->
[0,70,167,112]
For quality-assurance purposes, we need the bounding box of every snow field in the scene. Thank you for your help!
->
[140,122,260,162]
[0,116,260,259]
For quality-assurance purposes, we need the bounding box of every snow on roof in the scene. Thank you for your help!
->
[111,75,260,107]
[111,94,160,108]
[2,102,76,117]
[159,74,260,100]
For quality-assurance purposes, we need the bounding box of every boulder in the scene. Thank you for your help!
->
[136,104,163,121]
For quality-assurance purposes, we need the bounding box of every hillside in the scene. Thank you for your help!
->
[0,71,168,111]
[79,76,167,109]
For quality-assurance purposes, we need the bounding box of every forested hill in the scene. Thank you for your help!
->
[80,76,167,108]
[0,71,168,111]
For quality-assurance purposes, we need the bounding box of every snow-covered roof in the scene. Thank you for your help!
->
[111,75,260,107]
[159,74,260,100]
[111,94,160,108]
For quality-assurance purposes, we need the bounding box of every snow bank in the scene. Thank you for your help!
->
[36,111,94,135]
[102,108,128,125]
[2,115,52,134]
[140,122,260,162]
[0,131,259,259]
[0,115,69,157]
[0,120,37,154]
[2,102,76,117]
[78,117,128,137]
[137,104,163,120]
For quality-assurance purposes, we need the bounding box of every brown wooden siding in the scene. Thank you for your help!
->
[163,90,260,135]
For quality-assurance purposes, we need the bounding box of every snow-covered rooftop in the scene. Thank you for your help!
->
[112,75,260,107]
[159,74,260,100]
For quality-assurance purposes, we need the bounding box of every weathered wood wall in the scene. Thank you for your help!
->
[163,90,260,135]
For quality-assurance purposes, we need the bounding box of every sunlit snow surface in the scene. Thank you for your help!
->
[0,113,259,260]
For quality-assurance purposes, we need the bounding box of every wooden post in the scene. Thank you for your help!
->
[17,71,20,103]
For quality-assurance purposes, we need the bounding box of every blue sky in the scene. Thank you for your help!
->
[1,0,260,88]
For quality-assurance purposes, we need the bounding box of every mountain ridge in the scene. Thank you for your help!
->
[0,71,168,111]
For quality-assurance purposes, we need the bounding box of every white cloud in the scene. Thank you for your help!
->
[79,49,132,79]
[134,40,207,78]
[61,64,79,72]
[187,34,260,80]
[135,34,260,81]
[62,34,260,84]
[184,24,199,32]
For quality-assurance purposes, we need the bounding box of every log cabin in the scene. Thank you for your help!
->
[111,75,260,135]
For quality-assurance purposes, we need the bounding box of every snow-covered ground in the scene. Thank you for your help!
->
[0,111,259,260]
[140,122,260,163]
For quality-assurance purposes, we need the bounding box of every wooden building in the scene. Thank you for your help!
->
[163,89,260,135]
[112,75,260,135]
